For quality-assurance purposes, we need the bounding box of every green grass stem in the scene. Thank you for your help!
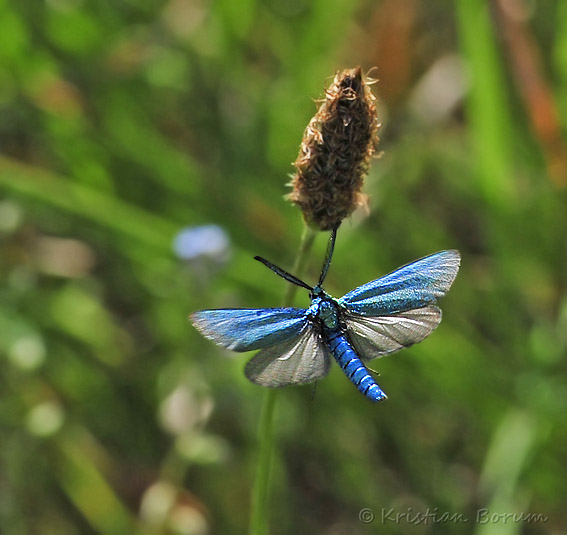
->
[249,225,317,535]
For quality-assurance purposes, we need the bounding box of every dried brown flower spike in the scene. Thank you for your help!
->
[289,67,379,231]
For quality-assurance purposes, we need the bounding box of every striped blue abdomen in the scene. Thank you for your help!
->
[324,329,387,402]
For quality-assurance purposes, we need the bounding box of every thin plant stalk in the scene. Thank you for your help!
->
[249,225,317,535]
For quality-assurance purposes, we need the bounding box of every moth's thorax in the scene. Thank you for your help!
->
[309,292,340,330]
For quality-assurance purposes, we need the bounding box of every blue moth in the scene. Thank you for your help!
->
[191,229,460,402]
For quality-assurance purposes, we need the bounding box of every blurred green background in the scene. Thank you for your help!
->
[0,0,565,534]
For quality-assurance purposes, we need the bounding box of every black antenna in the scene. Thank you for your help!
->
[317,226,338,287]
[254,256,313,291]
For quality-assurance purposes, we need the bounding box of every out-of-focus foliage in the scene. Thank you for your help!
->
[0,0,565,534]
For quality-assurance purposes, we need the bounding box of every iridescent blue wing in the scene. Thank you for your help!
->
[344,305,442,361]
[245,327,331,387]
[338,250,460,315]
[190,308,308,351]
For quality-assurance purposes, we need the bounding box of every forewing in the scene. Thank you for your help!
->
[245,326,331,387]
[339,250,460,315]
[345,306,442,360]
[190,308,308,351]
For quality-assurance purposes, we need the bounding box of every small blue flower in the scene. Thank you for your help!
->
[173,225,230,262]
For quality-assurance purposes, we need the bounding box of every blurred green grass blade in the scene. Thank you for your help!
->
[0,156,177,252]
[456,0,516,206]
[216,0,256,39]
[480,410,537,500]
[49,283,126,366]
[554,0,567,124]
[475,410,538,535]
[101,93,200,198]
[56,431,137,534]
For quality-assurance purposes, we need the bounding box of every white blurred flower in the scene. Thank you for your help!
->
[26,401,65,436]
[8,335,46,371]
[159,385,213,436]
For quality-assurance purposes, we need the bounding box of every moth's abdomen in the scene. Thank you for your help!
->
[325,330,387,402]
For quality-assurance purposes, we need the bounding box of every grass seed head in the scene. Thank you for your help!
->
[289,67,379,230]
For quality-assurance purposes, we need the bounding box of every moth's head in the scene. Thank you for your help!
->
[310,285,329,300]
